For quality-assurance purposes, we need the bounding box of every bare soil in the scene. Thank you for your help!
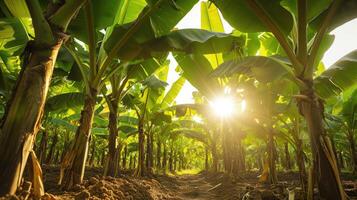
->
[2,167,357,200]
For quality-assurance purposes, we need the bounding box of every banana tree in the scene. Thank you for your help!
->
[212,1,357,198]
[103,57,165,176]
[0,0,87,195]
[60,0,244,187]
[326,88,357,173]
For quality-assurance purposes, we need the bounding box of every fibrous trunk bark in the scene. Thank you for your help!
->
[347,130,357,174]
[163,144,167,174]
[205,147,209,171]
[299,86,345,199]
[295,138,307,193]
[104,98,119,177]
[60,90,97,189]
[284,142,291,170]
[146,131,153,174]
[37,131,47,164]
[0,35,64,195]
[211,132,218,172]
[88,139,96,167]
[46,134,58,164]
[122,145,127,170]
[267,132,277,184]
[136,121,146,176]
[156,141,161,169]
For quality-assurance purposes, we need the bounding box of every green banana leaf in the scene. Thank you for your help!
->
[314,50,357,99]
[212,0,293,34]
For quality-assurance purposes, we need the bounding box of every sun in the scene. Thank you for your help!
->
[209,96,236,117]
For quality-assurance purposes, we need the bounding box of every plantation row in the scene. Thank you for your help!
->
[0,0,356,199]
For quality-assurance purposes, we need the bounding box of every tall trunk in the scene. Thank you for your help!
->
[205,147,209,171]
[257,151,263,172]
[88,139,96,167]
[284,142,291,170]
[163,144,167,174]
[146,131,153,174]
[347,130,357,174]
[54,150,60,164]
[156,141,161,169]
[101,151,106,166]
[136,121,146,176]
[37,131,47,165]
[295,139,307,193]
[233,134,245,174]
[267,132,277,184]
[179,152,184,171]
[46,134,58,164]
[60,91,97,189]
[0,34,65,195]
[114,146,121,176]
[104,98,119,177]
[338,152,344,169]
[222,127,232,173]
[211,133,218,172]
[299,87,345,199]
[169,146,173,172]
[173,150,177,172]
[133,154,137,169]
[122,145,127,170]
[129,155,133,169]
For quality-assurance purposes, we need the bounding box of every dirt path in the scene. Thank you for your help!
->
[175,174,216,200]
[158,173,223,200]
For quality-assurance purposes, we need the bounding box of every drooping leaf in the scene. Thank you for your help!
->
[103,0,198,60]
[145,29,244,56]
[310,0,357,32]
[142,74,168,90]
[116,0,147,25]
[0,18,28,56]
[106,28,244,60]
[46,92,85,112]
[50,118,76,131]
[281,0,332,22]
[200,1,225,68]
[212,56,295,83]
[174,53,220,98]
[119,115,139,125]
[161,76,186,109]
[119,125,137,134]
[212,0,293,34]
[314,50,357,99]
[67,0,122,43]
[4,0,30,18]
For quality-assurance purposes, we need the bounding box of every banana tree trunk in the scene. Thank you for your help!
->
[211,133,218,172]
[347,130,357,174]
[88,139,96,167]
[0,37,64,195]
[205,147,209,171]
[156,141,161,169]
[163,144,167,174]
[45,134,58,164]
[60,91,97,189]
[146,131,153,174]
[299,88,345,199]
[295,138,307,193]
[169,146,173,172]
[267,132,278,184]
[104,98,119,177]
[284,142,291,170]
[136,121,146,176]
[37,131,47,165]
[122,145,127,170]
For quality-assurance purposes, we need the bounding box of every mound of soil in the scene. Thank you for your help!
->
[58,175,177,200]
